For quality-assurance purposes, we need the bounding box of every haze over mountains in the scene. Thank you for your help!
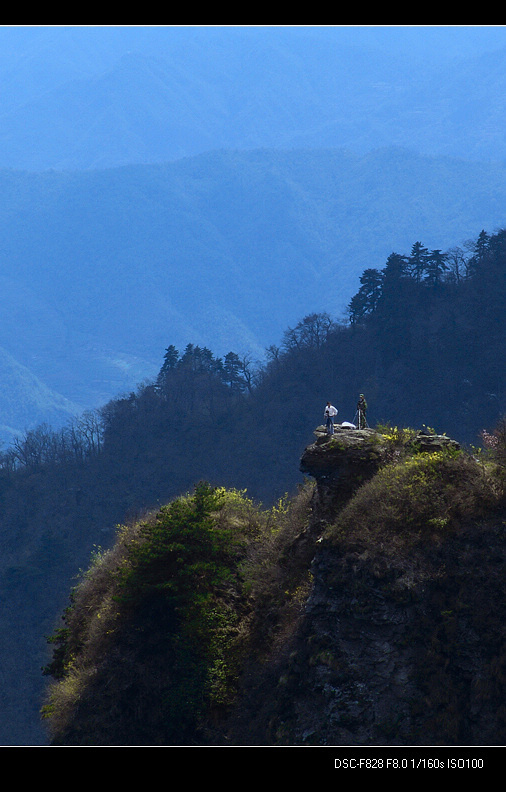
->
[1,25,506,442]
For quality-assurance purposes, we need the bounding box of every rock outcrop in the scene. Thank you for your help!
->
[300,426,385,521]
[43,418,506,747]
[255,423,506,746]
[300,423,459,521]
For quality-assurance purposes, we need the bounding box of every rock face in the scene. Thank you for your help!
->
[251,424,506,746]
[299,424,459,521]
[300,426,386,521]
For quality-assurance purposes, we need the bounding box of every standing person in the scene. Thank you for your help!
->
[357,394,367,428]
[324,401,338,435]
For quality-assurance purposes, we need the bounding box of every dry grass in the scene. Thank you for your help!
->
[327,448,504,555]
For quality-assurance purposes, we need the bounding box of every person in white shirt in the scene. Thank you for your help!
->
[324,401,338,435]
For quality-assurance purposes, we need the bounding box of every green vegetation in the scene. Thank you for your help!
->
[41,480,315,745]
[41,420,506,746]
[327,445,504,552]
[305,435,506,746]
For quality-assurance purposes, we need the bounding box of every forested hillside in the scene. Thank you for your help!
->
[40,416,506,746]
[0,225,504,744]
[1,146,506,443]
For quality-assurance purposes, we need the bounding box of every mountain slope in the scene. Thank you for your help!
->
[1,27,506,169]
[41,427,506,746]
[0,197,505,748]
[0,346,79,442]
[1,146,506,435]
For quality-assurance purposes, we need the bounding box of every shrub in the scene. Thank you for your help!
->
[41,480,316,744]
[42,483,256,743]
[480,416,506,468]
[327,448,502,553]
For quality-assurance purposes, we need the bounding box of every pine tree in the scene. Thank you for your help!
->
[408,241,430,283]
[425,249,448,287]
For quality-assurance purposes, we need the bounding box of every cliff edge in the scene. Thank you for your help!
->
[300,423,459,520]
[252,424,506,745]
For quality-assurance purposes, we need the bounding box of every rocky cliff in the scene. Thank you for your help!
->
[228,424,506,746]
[299,424,460,520]
[42,422,506,747]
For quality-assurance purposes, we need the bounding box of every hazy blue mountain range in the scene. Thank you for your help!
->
[2,147,506,442]
[1,26,506,169]
[0,26,506,440]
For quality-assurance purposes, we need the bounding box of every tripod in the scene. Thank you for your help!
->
[354,409,368,429]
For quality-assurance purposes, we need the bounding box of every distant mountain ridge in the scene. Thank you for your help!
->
[1,26,506,439]
[0,346,80,442]
[1,27,506,169]
[1,145,506,440]
[3,25,506,749]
